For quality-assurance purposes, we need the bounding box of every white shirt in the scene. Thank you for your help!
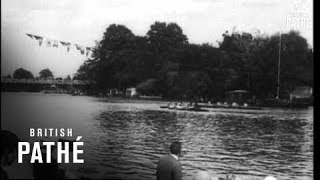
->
[170,153,179,160]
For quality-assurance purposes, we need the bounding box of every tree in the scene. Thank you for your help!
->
[75,22,313,100]
[276,31,310,91]
[236,30,312,98]
[147,22,188,53]
[65,75,71,81]
[13,68,34,79]
[219,31,255,91]
[39,68,54,79]
[3,74,12,79]
[80,25,154,91]
[146,21,188,74]
[93,24,135,63]
[136,79,158,95]
[74,60,96,81]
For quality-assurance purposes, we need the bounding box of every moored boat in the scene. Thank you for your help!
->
[160,105,169,108]
[199,102,262,110]
[176,103,187,110]
[181,107,208,112]
[168,103,177,109]
[160,102,208,112]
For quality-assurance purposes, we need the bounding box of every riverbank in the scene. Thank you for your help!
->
[1,90,313,110]
[96,96,313,109]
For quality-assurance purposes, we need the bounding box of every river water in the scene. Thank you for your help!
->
[1,92,313,180]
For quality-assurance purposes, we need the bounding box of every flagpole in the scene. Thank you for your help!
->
[276,33,281,99]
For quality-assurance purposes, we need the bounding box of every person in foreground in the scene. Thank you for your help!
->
[156,141,182,180]
[1,130,20,180]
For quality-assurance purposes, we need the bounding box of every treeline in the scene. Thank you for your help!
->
[4,68,72,81]
[74,21,313,100]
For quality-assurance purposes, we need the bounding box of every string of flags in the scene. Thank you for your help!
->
[26,33,94,57]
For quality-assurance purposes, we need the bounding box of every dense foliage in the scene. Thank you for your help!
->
[74,22,313,100]
[39,68,54,79]
[13,68,34,79]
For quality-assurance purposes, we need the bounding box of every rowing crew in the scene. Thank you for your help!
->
[166,101,199,109]
[216,102,248,108]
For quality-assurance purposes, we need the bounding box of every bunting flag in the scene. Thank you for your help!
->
[75,44,81,50]
[60,41,71,52]
[80,46,85,55]
[26,33,34,40]
[86,47,91,56]
[53,40,59,48]
[33,35,44,46]
[25,33,94,56]
[46,39,52,47]
[39,38,45,46]
[75,44,85,55]
[67,45,71,52]
[60,41,68,46]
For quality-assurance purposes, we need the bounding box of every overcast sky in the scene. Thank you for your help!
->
[1,0,313,77]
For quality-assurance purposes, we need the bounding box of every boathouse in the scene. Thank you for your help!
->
[126,87,139,98]
[225,90,251,103]
[290,86,313,102]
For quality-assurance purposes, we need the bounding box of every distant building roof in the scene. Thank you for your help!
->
[294,86,312,91]
[126,87,136,91]
[291,86,312,98]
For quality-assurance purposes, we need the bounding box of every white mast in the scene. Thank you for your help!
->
[276,33,281,99]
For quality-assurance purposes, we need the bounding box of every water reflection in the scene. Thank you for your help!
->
[1,93,313,180]
[79,109,312,180]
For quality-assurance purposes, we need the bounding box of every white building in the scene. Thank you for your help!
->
[126,87,139,98]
